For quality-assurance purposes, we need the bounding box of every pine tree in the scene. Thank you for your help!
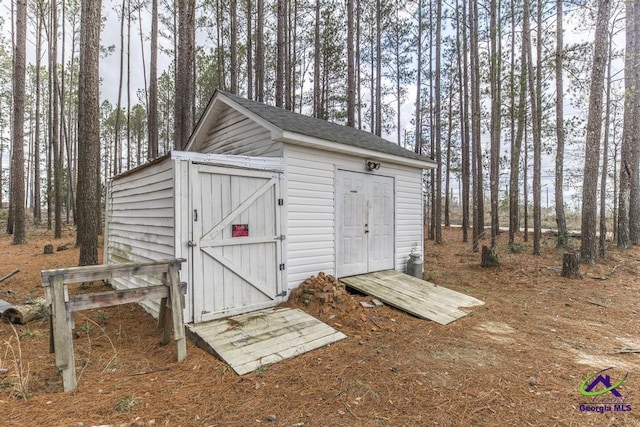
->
[77,0,102,265]
[11,0,27,244]
[581,0,611,263]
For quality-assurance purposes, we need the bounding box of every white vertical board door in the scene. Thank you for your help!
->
[336,170,394,277]
[191,163,285,323]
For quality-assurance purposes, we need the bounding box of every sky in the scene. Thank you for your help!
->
[0,1,626,214]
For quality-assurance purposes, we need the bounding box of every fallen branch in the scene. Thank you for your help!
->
[342,400,358,419]
[369,316,383,329]
[585,300,606,308]
[0,269,20,284]
[129,367,171,376]
[614,348,640,354]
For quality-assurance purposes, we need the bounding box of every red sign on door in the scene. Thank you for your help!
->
[232,224,249,237]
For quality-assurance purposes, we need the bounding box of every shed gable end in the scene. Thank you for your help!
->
[190,103,282,157]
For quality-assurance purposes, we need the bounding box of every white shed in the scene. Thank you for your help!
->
[105,90,436,324]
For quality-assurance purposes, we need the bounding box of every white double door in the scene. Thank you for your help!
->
[336,170,394,277]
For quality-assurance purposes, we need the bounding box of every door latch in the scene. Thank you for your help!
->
[364,223,369,233]
[187,240,197,247]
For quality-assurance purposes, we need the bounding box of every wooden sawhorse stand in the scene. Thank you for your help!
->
[42,258,187,392]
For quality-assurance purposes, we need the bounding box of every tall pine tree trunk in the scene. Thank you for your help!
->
[11,0,27,244]
[174,0,195,150]
[230,0,238,94]
[629,2,640,245]
[51,0,62,238]
[523,0,539,254]
[275,0,285,106]
[555,0,568,247]
[374,0,382,137]
[356,0,362,128]
[434,0,442,243]
[489,0,501,250]
[581,0,611,263]
[114,0,125,174]
[313,0,321,118]
[428,0,435,241]
[216,0,224,89]
[414,0,422,154]
[600,35,614,258]
[285,0,293,109]
[444,82,453,228]
[148,0,158,159]
[64,3,78,224]
[618,0,635,249]
[127,0,132,170]
[532,0,543,255]
[256,0,265,102]
[77,0,102,266]
[347,0,355,127]
[459,0,470,243]
[34,3,43,225]
[509,2,526,247]
[246,0,253,100]
[470,0,483,252]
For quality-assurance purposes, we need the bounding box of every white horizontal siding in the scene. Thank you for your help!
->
[106,158,176,295]
[284,146,335,288]
[106,158,178,319]
[393,167,424,271]
[283,144,424,290]
[198,105,283,157]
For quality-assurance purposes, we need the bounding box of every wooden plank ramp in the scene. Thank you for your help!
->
[186,307,346,375]
[340,270,484,325]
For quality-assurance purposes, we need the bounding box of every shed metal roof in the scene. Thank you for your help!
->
[188,90,436,168]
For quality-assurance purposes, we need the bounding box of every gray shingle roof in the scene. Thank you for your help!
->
[217,91,435,165]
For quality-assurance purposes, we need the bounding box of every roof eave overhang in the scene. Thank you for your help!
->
[279,130,437,170]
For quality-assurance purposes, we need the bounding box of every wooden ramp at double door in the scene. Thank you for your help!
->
[186,307,346,375]
[340,270,484,325]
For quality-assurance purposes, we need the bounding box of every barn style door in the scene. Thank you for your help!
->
[190,164,285,323]
[336,170,394,277]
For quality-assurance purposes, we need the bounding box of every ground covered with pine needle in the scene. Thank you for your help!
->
[1,226,640,426]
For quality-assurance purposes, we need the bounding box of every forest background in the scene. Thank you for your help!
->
[0,0,637,265]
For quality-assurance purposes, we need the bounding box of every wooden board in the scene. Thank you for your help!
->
[340,270,484,325]
[186,307,346,375]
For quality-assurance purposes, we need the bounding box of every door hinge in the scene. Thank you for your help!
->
[279,263,285,271]
[276,290,287,297]
[278,198,284,206]
[275,234,286,241]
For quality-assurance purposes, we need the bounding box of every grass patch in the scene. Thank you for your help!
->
[2,325,31,399]
[115,394,140,412]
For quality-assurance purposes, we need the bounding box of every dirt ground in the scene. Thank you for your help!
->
[1,226,640,426]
